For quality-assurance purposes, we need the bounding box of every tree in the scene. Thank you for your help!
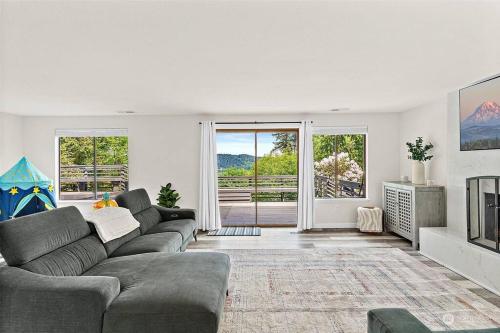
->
[59,137,94,165]
[253,152,297,176]
[59,136,128,166]
[96,137,129,165]
[218,166,253,176]
[313,134,365,168]
[271,132,297,154]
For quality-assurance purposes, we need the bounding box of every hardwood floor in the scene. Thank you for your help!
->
[188,228,500,308]
[189,228,412,250]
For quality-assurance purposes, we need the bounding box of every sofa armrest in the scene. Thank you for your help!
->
[0,266,120,333]
[368,309,432,333]
[154,205,196,222]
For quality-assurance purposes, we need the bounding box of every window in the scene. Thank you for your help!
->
[57,129,128,200]
[313,128,366,199]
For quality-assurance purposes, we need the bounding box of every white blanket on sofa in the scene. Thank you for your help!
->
[87,207,140,243]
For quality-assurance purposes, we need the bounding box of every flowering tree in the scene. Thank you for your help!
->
[314,152,364,182]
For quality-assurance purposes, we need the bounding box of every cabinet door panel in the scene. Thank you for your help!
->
[384,187,398,231]
[397,189,412,237]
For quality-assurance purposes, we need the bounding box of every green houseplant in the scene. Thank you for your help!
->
[406,137,433,185]
[157,183,181,208]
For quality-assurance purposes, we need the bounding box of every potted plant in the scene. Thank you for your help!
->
[406,137,433,185]
[157,183,181,208]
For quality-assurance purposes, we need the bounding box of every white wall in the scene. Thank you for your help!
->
[0,112,23,173]
[22,112,400,227]
[399,99,448,186]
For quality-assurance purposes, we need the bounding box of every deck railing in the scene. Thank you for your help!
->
[60,164,129,193]
[217,174,364,201]
[314,175,365,198]
[314,175,336,198]
[59,166,362,201]
[218,175,297,202]
[218,175,297,189]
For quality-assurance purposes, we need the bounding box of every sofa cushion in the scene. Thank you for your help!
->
[0,206,90,266]
[104,228,141,256]
[21,235,107,276]
[84,252,230,333]
[145,219,196,242]
[134,207,162,234]
[115,189,162,234]
[109,232,183,257]
[115,189,152,215]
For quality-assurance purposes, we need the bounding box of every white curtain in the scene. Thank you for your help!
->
[198,121,222,231]
[297,120,315,231]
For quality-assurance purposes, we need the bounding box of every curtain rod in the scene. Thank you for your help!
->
[198,121,308,124]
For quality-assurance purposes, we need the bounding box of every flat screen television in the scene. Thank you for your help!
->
[460,75,500,151]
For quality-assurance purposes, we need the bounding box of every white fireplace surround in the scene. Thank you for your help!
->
[420,227,500,295]
[419,90,500,296]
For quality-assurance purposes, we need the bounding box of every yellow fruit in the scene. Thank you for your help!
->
[93,201,105,209]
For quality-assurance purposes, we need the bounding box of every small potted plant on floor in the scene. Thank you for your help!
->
[157,183,181,208]
[406,137,433,185]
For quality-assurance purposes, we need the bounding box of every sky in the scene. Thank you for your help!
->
[216,132,275,156]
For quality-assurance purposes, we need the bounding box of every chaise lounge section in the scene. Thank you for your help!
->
[0,206,230,333]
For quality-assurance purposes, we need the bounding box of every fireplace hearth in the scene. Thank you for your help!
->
[467,176,500,252]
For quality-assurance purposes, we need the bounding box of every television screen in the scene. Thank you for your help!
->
[460,75,500,151]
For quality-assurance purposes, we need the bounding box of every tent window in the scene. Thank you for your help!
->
[58,135,128,200]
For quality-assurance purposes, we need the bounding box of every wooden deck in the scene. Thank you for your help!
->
[219,202,297,226]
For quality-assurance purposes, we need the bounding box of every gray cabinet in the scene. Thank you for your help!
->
[383,181,445,249]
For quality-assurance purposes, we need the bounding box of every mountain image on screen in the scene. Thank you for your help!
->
[217,154,255,170]
[461,101,500,150]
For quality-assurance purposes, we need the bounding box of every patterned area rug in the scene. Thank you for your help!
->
[216,248,500,332]
[208,227,261,236]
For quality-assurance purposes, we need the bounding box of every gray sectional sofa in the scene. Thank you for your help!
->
[0,190,230,333]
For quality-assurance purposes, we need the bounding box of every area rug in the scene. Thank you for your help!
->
[207,227,261,236]
[215,248,500,332]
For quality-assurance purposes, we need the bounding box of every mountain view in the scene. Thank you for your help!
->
[461,101,500,150]
[217,154,255,170]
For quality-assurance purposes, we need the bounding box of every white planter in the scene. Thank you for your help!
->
[411,160,425,185]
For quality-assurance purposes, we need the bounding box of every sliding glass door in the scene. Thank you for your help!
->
[216,129,298,227]
[216,131,256,226]
[255,131,298,226]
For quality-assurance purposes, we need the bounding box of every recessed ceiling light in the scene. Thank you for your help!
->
[329,108,350,112]
[116,110,136,114]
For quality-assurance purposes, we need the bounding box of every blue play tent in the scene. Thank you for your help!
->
[0,157,56,221]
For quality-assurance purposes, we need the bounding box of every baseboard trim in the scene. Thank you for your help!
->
[313,223,357,229]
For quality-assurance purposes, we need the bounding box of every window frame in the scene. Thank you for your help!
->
[55,129,129,202]
[312,127,368,201]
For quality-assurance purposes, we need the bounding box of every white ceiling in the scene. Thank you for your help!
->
[1,0,500,116]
